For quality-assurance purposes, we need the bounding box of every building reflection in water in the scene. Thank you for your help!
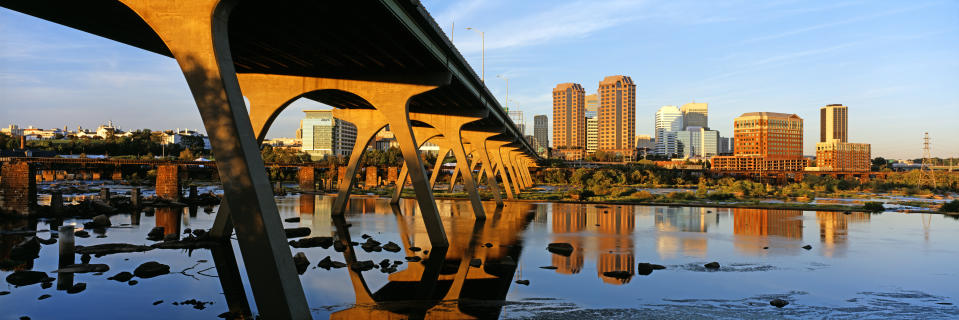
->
[155,207,182,236]
[595,205,635,285]
[816,211,870,257]
[653,207,721,259]
[551,203,587,275]
[733,208,803,254]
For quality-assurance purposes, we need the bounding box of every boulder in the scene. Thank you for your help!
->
[637,263,665,275]
[5,271,53,286]
[90,214,112,228]
[38,294,51,300]
[76,243,153,256]
[10,237,41,261]
[317,256,334,270]
[547,243,574,256]
[405,256,422,262]
[603,271,632,280]
[515,279,530,286]
[539,266,558,270]
[288,237,333,249]
[133,261,170,278]
[293,252,310,274]
[146,227,165,241]
[74,230,90,238]
[66,282,86,294]
[802,245,812,250]
[333,241,346,252]
[382,241,401,253]
[704,262,720,269]
[108,271,134,282]
[409,246,422,252]
[469,259,482,267]
[284,227,311,238]
[351,260,376,272]
[163,233,179,242]
[284,217,300,223]
[770,298,789,308]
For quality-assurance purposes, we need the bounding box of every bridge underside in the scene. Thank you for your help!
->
[0,0,538,318]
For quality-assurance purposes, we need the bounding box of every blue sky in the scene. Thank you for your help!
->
[1,0,956,158]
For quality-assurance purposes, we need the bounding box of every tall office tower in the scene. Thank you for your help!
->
[584,94,599,118]
[655,106,684,156]
[718,136,733,155]
[820,104,847,142]
[508,110,525,135]
[711,112,807,171]
[675,126,719,158]
[586,116,598,154]
[552,82,586,149]
[597,75,636,159]
[300,110,357,160]
[681,102,708,129]
[533,115,549,149]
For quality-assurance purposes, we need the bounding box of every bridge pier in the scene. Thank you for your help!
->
[0,161,36,216]
[410,113,488,218]
[111,169,122,181]
[462,131,505,206]
[298,166,314,192]
[156,165,181,201]
[115,1,310,317]
[365,166,378,189]
[329,108,388,215]
[391,127,441,204]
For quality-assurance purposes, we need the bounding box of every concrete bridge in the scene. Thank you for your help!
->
[0,1,539,318]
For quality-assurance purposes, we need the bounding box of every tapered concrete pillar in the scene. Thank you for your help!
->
[498,146,522,195]
[330,109,388,215]
[116,1,308,318]
[409,113,488,218]
[462,132,504,206]
[428,147,449,189]
[485,140,516,200]
[298,166,315,191]
[391,127,441,204]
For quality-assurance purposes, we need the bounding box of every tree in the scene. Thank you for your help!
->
[871,157,889,171]
[179,148,195,161]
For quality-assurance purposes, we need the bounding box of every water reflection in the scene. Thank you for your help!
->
[733,208,804,254]
[816,211,870,257]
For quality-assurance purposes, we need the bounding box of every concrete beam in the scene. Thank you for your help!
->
[116,1,309,318]
[330,108,388,215]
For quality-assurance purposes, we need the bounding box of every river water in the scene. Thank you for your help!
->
[2,194,958,319]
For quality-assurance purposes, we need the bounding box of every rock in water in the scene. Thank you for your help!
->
[293,252,310,274]
[38,294,51,300]
[547,243,574,256]
[91,214,112,228]
[603,271,632,280]
[133,261,170,278]
[539,266,558,270]
[351,260,376,272]
[409,246,422,252]
[317,256,334,270]
[284,227,311,238]
[66,283,86,294]
[333,241,346,252]
[108,271,134,282]
[146,227,165,241]
[802,245,812,250]
[515,279,530,286]
[5,271,53,286]
[284,217,300,223]
[704,262,720,270]
[288,236,333,249]
[382,242,401,252]
[54,264,110,273]
[636,263,665,275]
[76,243,153,256]
[74,230,90,238]
[770,298,789,308]
[331,261,347,269]
[10,237,41,261]
[469,259,482,267]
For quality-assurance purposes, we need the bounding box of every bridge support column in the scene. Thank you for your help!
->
[0,161,36,215]
[118,1,309,318]
[365,166,377,189]
[391,127,441,204]
[428,147,449,190]
[462,133,504,206]
[155,165,181,201]
[298,166,314,192]
[500,147,522,195]
[486,141,516,200]
[330,109,388,214]
[410,113,488,219]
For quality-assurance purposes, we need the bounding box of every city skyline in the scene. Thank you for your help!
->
[1,1,957,158]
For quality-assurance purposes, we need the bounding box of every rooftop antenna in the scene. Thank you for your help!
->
[918,132,937,188]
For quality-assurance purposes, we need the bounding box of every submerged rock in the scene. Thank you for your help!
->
[284,217,300,223]
[293,252,310,274]
[603,271,632,280]
[539,266,558,270]
[133,261,170,278]
[54,264,110,273]
[704,262,721,270]
[802,245,812,250]
[284,227,311,238]
[108,272,134,282]
[770,298,789,308]
[76,243,153,256]
[547,243,574,256]
[288,237,333,249]
[5,271,53,287]
[515,279,530,285]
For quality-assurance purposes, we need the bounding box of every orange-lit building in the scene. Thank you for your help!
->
[551,203,587,275]
[552,83,586,150]
[597,75,636,160]
[595,205,635,285]
[711,112,808,171]
[812,104,871,171]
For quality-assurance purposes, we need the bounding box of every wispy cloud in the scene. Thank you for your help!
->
[740,2,941,44]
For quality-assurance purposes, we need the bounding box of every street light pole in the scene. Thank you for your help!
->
[466,27,484,82]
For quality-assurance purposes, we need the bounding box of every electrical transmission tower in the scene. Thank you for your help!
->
[918,132,937,188]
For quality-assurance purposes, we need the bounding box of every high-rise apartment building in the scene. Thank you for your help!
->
[681,102,708,129]
[533,115,549,149]
[300,110,357,160]
[585,116,598,155]
[635,134,654,151]
[585,94,599,118]
[820,104,847,143]
[552,83,586,150]
[597,75,636,159]
[655,106,683,156]
[711,112,808,171]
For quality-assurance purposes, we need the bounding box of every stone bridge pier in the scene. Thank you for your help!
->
[0,161,36,215]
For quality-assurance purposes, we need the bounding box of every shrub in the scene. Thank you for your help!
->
[706,192,735,201]
[611,187,635,197]
[940,200,959,213]
[863,201,885,213]
[666,191,695,201]
[629,190,655,201]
